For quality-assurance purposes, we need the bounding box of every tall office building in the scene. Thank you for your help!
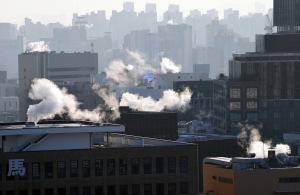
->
[273,0,300,32]
[0,23,17,40]
[123,2,134,12]
[255,2,266,14]
[145,3,156,13]
[158,24,193,72]
[227,31,300,141]
[18,52,98,121]
[163,4,183,24]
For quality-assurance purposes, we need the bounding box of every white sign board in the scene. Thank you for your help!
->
[7,159,26,176]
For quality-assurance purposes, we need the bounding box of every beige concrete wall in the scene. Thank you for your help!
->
[18,54,39,121]
[203,164,234,195]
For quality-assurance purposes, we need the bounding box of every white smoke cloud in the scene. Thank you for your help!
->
[120,87,192,112]
[238,125,291,158]
[104,50,157,91]
[92,84,120,121]
[160,57,182,74]
[27,41,50,52]
[27,79,106,123]
[167,19,177,25]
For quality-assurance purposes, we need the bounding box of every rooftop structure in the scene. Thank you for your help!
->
[203,154,300,195]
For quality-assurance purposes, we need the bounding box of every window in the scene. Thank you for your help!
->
[24,68,26,72]
[19,163,28,180]
[247,113,258,121]
[247,101,257,109]
[82,160,90,177]
[45,189,53,195]
[32,162,40,179]
[132,184,140,195]
[107,186,115,195]
[168,157,176,173]
[230,113,241,122]
[156,184,164,195]
[180,156,188,173]
[131,158,140,175]
[229,102,241,110]
[107,159,115,176]
[193,85,198,88]
[156,157,164,174]
[219,177,233,184]
[70,161,78,177]
[144,184,152,195]
[95,160,103,176]
[119,159,127,175]
[230,88,240,98]
[57,188,66,195]
[19,190,28,195]
[32,190,40,195]
[57,161,66,178]
[24,76,26,79]
[246,88,257,98]
[278,177,300,183]
[168,183,176,195]
[274,112,281,118]
[143,158,152,174]
[70,188,79,195]
[261,100,267,108]
[95,186,103,195]
[83,187,91,195]
[120,185,128,195]
[6,191,15,195]
[180,182,188,194]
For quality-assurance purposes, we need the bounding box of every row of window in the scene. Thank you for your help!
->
[219,177,233,184]
[278,177,300,183]
[230,88,258,99]
[229,101,258,110]
[0,157,188,181]
[1,183,189,195]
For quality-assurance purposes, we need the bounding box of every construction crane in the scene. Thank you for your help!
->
[264,14,274,34]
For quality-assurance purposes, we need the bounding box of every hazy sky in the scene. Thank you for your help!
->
[0,0,273,26]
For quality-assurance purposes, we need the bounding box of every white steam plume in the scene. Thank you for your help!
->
[27,41,50,52]
[92,84,120,121]
[104,50,157,91]
[27,79,105,123]
[238,125,291,158]
[160,58,182,74]
[120,88,192,112]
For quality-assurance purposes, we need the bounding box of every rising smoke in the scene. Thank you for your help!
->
[120,88,192,112]
[27,79,107,123]
[160,57,182,74]
[238,124,291,158]
[26,41,50,52]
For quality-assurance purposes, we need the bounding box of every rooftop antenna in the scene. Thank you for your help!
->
[264,14,273,34]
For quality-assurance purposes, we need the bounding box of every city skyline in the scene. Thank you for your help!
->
[1,0,273,26]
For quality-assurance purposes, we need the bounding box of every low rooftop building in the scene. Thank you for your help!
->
[0,121,198,195]
[203,153,300,195]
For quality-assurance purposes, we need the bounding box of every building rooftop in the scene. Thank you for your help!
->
[204,154,300,170]
[0,121,124,136]
[0,120,192,153]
